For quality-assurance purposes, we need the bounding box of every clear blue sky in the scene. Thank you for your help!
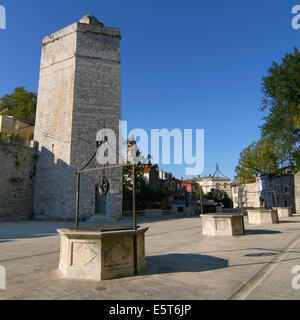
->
[0,0,299,180]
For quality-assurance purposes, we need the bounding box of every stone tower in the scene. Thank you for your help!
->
[33,15,122,221]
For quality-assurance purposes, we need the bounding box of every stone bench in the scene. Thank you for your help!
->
[247,209,279,225]
[200,214,245,236]
[273,207,292,218]
[57,226,149,281]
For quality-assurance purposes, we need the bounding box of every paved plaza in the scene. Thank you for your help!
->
[0,215,300,300]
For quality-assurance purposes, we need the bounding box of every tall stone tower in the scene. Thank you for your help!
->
[33,15,122,221]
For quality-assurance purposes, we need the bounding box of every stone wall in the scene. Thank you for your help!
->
[294,172,300,214]
[0,136,36,221]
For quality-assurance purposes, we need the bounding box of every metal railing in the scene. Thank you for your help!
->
[122,210,187,217]
[122,211,145,217]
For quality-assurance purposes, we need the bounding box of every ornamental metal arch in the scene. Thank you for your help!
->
[75,163,138,231]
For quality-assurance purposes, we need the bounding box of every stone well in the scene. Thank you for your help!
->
[247,209,279,225]
[201,214,245,236]
[57,226,149,281]
[273,207,292,218]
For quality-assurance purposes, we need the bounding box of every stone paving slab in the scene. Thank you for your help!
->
[246,235,300,300]
[0,215,300,300]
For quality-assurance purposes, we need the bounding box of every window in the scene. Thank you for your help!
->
[224,183,227,189]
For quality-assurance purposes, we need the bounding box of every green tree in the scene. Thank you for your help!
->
[235,138,283,183]
[192,180,203,200]
[123,163,167,211]
[122,144,167,211]
[205,189,233,208]
[0,87,37,123]
[260,47,300,168]
[235,48,300,182]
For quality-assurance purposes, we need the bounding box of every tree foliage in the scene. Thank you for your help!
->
[123,163,168,211]
[122,148,168,211]
[235,48,300,183]
[260,47,300,167]
[235,138,283,183]
[192,180,203,200]
[0,87,37,123]
[205,189,233,208]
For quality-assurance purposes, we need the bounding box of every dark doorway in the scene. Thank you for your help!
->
[95,185,107,215]
[260,197,266,208]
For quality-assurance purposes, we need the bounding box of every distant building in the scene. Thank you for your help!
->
[194,175,232,198]
[158,170,173,181]
[0,115,34,147]
[180,179,198,215]
[180,179,197,197]
[161,177,181,193]
[232,171,300,214]
[156,171,198,215]
[143,166,160,190]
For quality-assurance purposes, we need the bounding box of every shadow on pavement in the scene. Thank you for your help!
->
[276,220,300,224]
[141,253,228,275]
[244,252,277,257]
[0,232,58,241]
[245,230,281,235]
[0,221,80,241]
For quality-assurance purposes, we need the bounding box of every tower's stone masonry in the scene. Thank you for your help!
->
[33,15,122,220]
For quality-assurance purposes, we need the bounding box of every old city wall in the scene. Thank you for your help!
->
[0,136,36,221]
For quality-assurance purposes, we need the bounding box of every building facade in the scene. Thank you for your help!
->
[194,176,232,198]
[232,171,300,214]
[0,115,34,147]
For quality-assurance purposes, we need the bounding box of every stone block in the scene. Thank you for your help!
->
[247,209,279,224]
[57,227,148,281]
[273,207,292,218]
[201,214,245,236]
[185,207,192,216]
